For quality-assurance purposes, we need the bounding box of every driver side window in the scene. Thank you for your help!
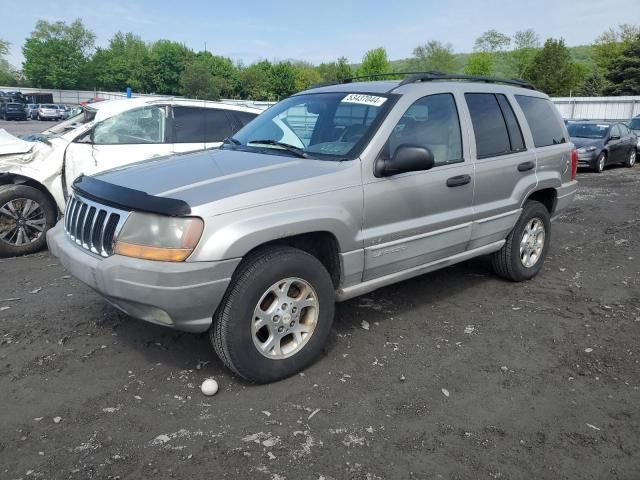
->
[387,93,463,166]
[92,106,168,145]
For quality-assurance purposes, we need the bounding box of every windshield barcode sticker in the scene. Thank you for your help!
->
[341,94,387,107]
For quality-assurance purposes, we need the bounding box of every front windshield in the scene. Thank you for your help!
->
[629,118,640,130]
[231,92,395,160]
[567,122,609,139]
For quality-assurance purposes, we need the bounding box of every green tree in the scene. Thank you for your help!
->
[147,40,193,94]
[293,63,322,92]
[240,60,275,100]
[90,32,150,91]
[181,61,221,100]
[22,19,95,88]
[271,62,297,99]
[474,29,511,53]
[576,69,605,96]
[317,56,352,82]
[511,29,540,78]
[593,24,640,71]
[411,40,456,72]
[358,48,390,78]
[524,38,586,96]
[604,37,640,95]
[464,52,493,76]
[0,39,18,86]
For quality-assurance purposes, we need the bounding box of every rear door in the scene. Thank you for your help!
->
[64,104,172,188]
[463,91,536,249]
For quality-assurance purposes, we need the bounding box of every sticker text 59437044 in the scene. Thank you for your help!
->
[341,94,387,107]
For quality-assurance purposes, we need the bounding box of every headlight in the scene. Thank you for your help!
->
[577,146,597,153]
[114,212,204,262]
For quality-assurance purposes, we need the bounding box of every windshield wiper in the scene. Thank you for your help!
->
[248,139,308,158]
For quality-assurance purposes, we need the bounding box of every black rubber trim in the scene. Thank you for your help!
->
[72,175,191,216]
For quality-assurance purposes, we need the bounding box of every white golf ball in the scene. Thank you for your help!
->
[201,378,219,396]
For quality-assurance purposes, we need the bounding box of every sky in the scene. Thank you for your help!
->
[3,0,640,68]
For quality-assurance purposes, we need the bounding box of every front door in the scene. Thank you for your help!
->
[362,93,474,281]
[64,105,172,189]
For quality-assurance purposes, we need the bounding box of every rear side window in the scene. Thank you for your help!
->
[465,93,511,158]
[204,109,233,142]
[173,107,233,143]
[496,95,525,152]
[234,111,258,126]
[173,107,205,143]
[515,95,566,147]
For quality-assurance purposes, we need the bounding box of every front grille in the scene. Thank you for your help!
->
[64,194,129,257]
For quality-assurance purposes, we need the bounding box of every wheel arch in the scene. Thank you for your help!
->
[524,187,557,215]
[0,173,60,215]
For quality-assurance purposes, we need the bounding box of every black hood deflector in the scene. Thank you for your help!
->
[72,175,191,216]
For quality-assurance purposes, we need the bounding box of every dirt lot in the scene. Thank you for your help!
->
[1,120,639,479]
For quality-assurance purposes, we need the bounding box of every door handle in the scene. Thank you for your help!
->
[446,174,471,187]
[518,161,535,172]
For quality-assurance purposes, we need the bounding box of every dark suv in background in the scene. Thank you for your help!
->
[1,102,28,121]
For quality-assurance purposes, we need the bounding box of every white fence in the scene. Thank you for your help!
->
[551,96,640,121]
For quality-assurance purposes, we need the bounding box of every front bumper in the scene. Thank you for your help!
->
[47,222,240,333]
[577,150,598,167]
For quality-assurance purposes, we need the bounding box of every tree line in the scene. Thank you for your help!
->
[0,20,638,99]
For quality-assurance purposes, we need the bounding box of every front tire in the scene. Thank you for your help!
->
[594,152,606,173]
[624,148,636,168]
[492,200,551,282]
[0,185,57,257]
[211,245,335,383]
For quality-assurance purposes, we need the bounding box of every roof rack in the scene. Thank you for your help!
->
[312,71,536,91]
[397,72,537,90]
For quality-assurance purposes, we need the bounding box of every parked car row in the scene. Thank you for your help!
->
[0,102,84,121]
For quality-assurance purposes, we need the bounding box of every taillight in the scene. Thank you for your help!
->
[571,148,578,180]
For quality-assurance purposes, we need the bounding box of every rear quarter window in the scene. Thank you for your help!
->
[515,95,566,148]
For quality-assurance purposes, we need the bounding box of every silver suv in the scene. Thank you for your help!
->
[47,73,578,383]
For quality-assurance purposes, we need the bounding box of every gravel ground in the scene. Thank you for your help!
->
[1,120,639,479]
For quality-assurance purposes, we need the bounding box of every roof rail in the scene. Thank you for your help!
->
[397,72,536,90]
[309,71,537,91]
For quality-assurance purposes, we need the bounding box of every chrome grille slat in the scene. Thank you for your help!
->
[63,194,129,258]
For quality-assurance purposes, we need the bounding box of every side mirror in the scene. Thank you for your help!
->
[375,145,435,177]
[609,134,620,141]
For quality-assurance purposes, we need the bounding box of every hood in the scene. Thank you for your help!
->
[570,137,603,150]
[93,148,354,212]
[0,129,35,155]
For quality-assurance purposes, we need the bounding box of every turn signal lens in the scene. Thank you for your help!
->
[114,243,194,262]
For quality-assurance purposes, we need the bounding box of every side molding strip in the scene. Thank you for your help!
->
[336,240,505,301]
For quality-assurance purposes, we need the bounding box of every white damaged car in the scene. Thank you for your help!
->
[0,98,261,256]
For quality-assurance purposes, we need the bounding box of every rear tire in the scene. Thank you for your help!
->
[211,245,335,383]
[492,200,550,282]
[594,152,606,173]
[624,148,636,168]
[0,185,57,257]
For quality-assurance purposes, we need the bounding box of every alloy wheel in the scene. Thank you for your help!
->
[519,217,545,268]
[251,277,319,359]
[0,198,46,247]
